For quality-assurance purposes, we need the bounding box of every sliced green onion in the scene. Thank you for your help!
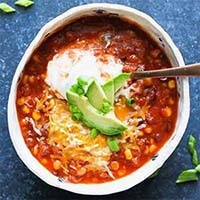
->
[195,164,200,173]
[188,135,199,166]
[71,112,83,121]
[188,135,196,153]
[77,76,88,86]
[176,169,198,184]
[70,84,85,95]
[125,97,135,107]
[0,3,16,13]
[76,87,85,95]
[70,84,79,93]
[101,100,112,113]
[69,105,80,113]
[107,138,120,152]
[15,0,34,8]
[90,128,98,137]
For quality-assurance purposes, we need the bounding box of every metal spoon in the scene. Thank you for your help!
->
[132,63,200,79]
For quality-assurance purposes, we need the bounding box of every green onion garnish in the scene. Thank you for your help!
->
[0,3,16,13]
[77,76,88,86]
[70,84,85,95]
[69,104,83,121]
[107,138,120,152]
[188,135,199,166]
[125,97,135,107]
[101,100,112,114]
[15,0,34,8]
[71,112,83,121]
[90,128,98,137]
[176,169,198,184]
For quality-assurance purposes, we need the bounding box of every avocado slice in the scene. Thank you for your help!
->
[113,73,131,92]
[102,73,131,103]
[102,79,114,104]
[66,90,127,135]
[86,80,109,111]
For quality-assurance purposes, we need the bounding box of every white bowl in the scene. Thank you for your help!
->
[8,3,190,195]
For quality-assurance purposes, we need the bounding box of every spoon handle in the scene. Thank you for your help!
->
[132,63,200,79]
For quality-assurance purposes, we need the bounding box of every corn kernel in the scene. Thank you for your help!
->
[29,75,35,83]
[144,147,149,155]
[144,127,152,134]
[41,159,48,165]
[53,160,61,170]
[22,75,28,84]
[110,161,119,171]
[32,54,40,62]
[41,74,45,80]
[22,105,30,114]
[144,78,153,86]
[118,169,126,177]
[17,97,25,106]
[161,107,172,117]
[124,149,133,160]
[169,97,175,105]
[32,110,41,121]
[149,144,157,153]
[150,138,155,144]
[137,131,144,137]
[33,145,38,155]
[77,167,87,176]
[168,80,175,89]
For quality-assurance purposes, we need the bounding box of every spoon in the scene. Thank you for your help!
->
[131,63,200,79]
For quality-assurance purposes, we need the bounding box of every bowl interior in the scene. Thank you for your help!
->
[7,3,190,195]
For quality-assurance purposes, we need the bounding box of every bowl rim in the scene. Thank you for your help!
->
[7,3,190,195]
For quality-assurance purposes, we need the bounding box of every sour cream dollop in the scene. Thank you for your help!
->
[45,49,123,98]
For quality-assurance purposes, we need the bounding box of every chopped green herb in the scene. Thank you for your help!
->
[195,164,200,173]
[70,84,85,95]
[107,138,119,152]
[125,97,135,107]
[76,87,85,95]
[0,3,16,13]
[101,100,112,114]
[15,0,34,8]
[69,105,80,113]
[176,169,198,184]
[69,104,83,121]
[90,128,98,137]
[71,112,83,121]
[77,76,88,86]
[188,135,199,166]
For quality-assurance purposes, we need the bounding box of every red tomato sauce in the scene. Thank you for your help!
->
[16,16,178,183]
